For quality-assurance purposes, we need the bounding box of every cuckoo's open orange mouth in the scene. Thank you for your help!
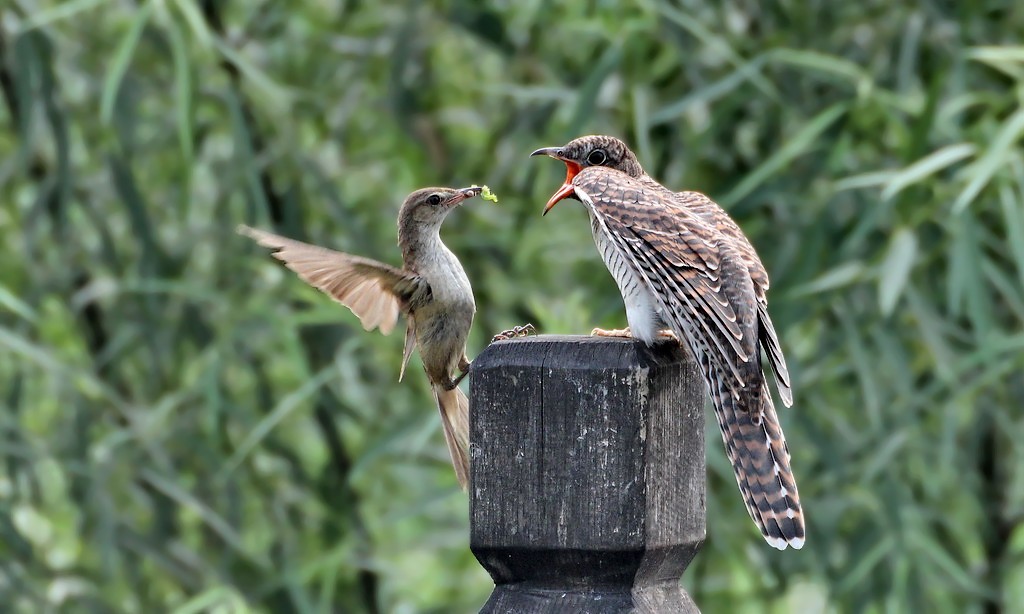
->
[530,147,581,215]
[543,161,581,215]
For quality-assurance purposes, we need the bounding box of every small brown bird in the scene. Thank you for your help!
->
[239,186,485,489]
[532,136,804,550]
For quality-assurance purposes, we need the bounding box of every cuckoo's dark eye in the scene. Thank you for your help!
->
[586,149,608,166]
[427,194,443,206]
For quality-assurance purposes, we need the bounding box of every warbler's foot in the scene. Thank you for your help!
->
[591,327,632,338]
[490,323,537,343]
[448,370,468,389]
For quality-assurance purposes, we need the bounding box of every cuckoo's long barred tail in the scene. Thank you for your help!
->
[702,354,804,549]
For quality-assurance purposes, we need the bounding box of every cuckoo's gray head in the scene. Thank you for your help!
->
[530,135,644,214]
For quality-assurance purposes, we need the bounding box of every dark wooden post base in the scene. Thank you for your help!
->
[469,336,706,613]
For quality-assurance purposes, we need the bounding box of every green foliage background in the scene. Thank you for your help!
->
[3,1,1023,612]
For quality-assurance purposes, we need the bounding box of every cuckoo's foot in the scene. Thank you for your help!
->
[591,326,632,338]
[490,323,537,343]
[656,329,679,343]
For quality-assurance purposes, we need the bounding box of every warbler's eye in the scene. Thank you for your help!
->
[427,194,442,206]
[586,149,608,166]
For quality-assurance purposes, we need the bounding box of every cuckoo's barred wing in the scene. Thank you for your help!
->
[677,190,771,297]
[238,225,429,335]
[575,170,761,400]
[758,303,793,406]
[678,190,793,407]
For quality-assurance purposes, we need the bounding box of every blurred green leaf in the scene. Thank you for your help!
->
[0,284,38,323]
[100,2,153,124]
[835,170,896,192]
[141,468,270,569]
[836,535,894,593]
[878,228,918,316]
[908,529,991,598]
[164,14,194,165]
[651,56,766,124]
[171,0,213,49]
[1001,182,1024,287]
[218,366,336,480]
[213,38,294,111]
[954,107,1024,213]
[789,262,865,296]
[967,45,1024,77]
[169,586,251,614]
[19,0,107,31]
[881,143,976,201]
[721,103,847,206]
[769,48,870,89]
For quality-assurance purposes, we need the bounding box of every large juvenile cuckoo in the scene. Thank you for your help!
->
[532,136,805,549]
[239,186,484,489]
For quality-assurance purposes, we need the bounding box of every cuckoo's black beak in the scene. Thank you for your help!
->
[530,147,566,160]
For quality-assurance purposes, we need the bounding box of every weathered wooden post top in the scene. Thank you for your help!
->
[469,335,706,613]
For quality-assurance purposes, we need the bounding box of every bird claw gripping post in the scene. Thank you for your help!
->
[490,323,537,343]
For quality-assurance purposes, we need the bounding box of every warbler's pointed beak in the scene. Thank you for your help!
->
[447,186,483,205]
[531,146,580,215]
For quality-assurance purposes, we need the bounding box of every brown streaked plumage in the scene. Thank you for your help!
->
[238,186,484,489]
[532,135,804,550]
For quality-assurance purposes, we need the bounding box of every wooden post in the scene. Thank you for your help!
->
[469,335,706,614]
